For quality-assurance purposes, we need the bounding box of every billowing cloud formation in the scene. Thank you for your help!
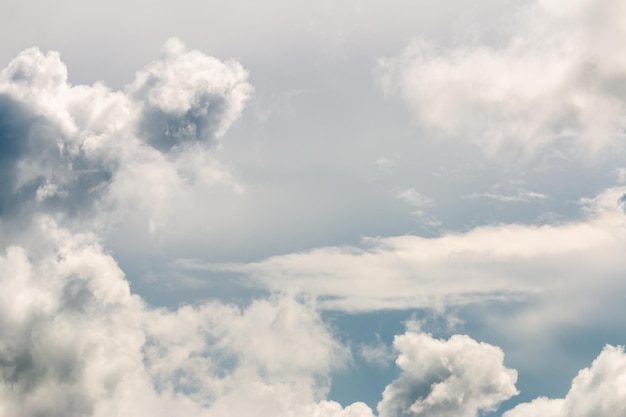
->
[0,225,520,417]
[1,35,625,417]
[0,219,368,417]
[204,187,626,313]
[378,332,518,417]
[129,38,252,151]
[0,43,379,417]
[503,345,626,417]
[378,0,626,156]
[0,39,250,233]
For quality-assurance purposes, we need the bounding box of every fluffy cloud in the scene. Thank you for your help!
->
[503,345,626,417]
[2,29,625,417]
[377,332,518,417]
[2,215,624,417]
[0,39,251,234]
[0,221,146,417]
[129,38,252,151]
[0,43,378,417]
[0,217,369,417]
[201,187,626,313]
[378,0,626,157]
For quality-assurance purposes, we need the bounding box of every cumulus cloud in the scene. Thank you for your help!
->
[378,0,626,157]
[377,332,518,417]
[129,38,253,151]
[503,345,626,417]
[2,31,626,417]
[0,43,382,417]
[0,217,370,417]
[0,40,251,234]
[0,221,146,417]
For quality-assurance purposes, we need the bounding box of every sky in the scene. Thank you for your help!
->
[1,0,626,416]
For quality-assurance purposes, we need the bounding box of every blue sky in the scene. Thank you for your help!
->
[1,0,626,416]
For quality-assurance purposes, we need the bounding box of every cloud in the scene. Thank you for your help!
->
[463,190,547,203]
[129,38,253,152]
[1,214,623,417]
[396,188,434,209]
[198,187,626,313]
[0,40,250,234]
[503,345,626,417]
[395,188,441,227]
[378,0,626,157]
[0,44,382,416]
[359,339,394,368]
[0,222,146,417]
[463,181,548,203]
[0,217,370,417]
[377,331,518,417]
[1,27,625,417]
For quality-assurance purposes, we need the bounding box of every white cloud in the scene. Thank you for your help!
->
[2,214,625,417]
[0,41,250,235]
[0,217,371,417]
[0,44,385,417]
[377,331,518,417]
[378,0,626,157]
[503,345,626,417]
[395,188,441,226]
[2,11,626,416]
[396,188,434,209]
[202,187,626,313]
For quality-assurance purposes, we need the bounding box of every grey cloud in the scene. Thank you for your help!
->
[129,38,253,152]
[0,94,41,216]
[377,332,518,417]
[0,49,117,223]
[0,94,74,221]
[0,42,250,235]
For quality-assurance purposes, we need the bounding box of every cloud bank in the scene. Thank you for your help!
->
[0,38,251,236]
[378,0,626,157]
[1,31,625,416]
[0,221,359,417]
[203,187,626,316]
[504,344,626,417]
[378,332,518,417]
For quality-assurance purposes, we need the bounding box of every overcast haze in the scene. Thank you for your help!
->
[1,0,626,416]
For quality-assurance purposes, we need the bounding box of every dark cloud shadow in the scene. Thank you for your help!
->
[137,95,228,152]
[0,93,114,223]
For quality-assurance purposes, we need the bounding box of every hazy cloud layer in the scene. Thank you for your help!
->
[379,0,626,157]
